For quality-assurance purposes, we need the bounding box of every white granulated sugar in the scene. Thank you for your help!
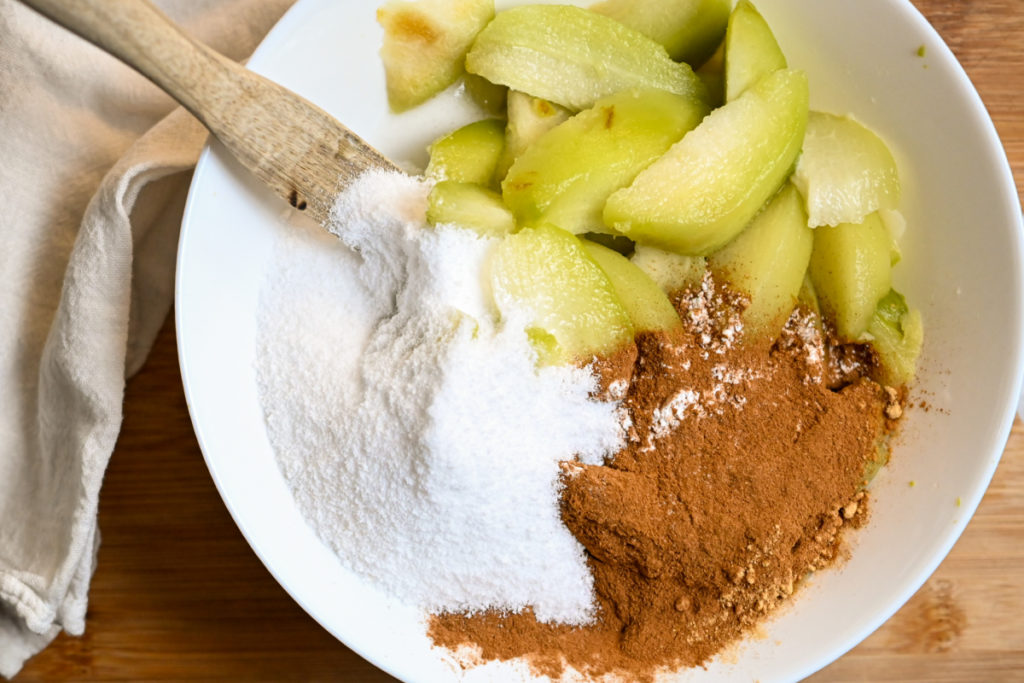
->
[256,170,625,624]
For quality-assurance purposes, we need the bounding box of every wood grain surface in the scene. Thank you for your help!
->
[15,0,1024,680]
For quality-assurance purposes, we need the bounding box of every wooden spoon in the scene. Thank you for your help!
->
[19,0,399,226]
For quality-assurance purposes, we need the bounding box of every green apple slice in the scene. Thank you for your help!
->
[425,118,505,187]
[581,240,682,334]
[490,225,634,365]
[708,183,813,337]
[879,208,906,266]
[494,90,571,183]
[604,68,809,255]
[582,232,635,256]
[463,73,507,116]
[502,88,709,235]
[589,0,730,67]
[808,211,893,340]
[426,181,516,237]
[696,40,726,108]
[797,275,821,315]
[630,246,707,294]
[792,112,901,228]
[465,4,707,112]
[378,0,495,112]
[866,288,923,386]
[724,0,787,102]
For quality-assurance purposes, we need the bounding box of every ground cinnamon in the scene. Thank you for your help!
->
[430,275,895,681]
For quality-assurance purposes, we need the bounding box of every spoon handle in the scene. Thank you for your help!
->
[20,0,396,224]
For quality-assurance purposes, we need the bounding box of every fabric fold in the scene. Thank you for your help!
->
[0,0,294,676]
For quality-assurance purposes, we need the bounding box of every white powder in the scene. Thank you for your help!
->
[646,363,760,444]
[641,276,755,446]
[680,272,745,358]
[255,170,625,624]
[777,306,827,384]
[650,388,702,437]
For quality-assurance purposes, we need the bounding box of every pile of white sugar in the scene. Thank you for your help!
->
[255,171,625,624]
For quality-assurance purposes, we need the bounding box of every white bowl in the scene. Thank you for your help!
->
[176,0,1024,680]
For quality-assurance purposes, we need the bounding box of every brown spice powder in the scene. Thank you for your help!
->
[430,279,893,681]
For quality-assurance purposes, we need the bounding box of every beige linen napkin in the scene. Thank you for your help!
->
[0,0,293,676]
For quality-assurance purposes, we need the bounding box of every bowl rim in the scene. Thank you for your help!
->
[784,0,1024,677]
[175,0,1024,681]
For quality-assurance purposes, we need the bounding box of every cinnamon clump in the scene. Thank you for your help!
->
[430,276,896,681]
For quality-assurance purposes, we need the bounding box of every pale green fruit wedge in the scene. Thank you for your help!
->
[796,275,831,377]
[709,184,813,337]
[463,73,507,116]
[866,289,923,386]
[808,211,893,341]
[581,240,683,334]
[879,208,906,266]
[494,91,571,183]
[605,68,809,255]
[796,276,829,341]
[724,0,787,102]
[631,246,707,294]
[490,225,634,365]
[378,0,495,112]
[797,275,820,314]
[465,5,707,112]
[696,40,726,108]
[426,181,516,237]
[503,88,709,235]
[589,0,730,67]
[583,232,635,256]
[793,112,901,228]
[425,119,505,187]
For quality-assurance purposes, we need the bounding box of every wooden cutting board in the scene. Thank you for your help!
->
[16,0,1024,680]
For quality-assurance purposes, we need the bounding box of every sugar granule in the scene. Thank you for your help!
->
[255,171,625,623]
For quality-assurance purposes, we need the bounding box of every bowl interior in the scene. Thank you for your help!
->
[176,0,1024,680]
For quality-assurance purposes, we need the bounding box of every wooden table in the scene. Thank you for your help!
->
[16,0,1024,680]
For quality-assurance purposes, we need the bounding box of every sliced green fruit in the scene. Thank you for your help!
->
[581,240,682,333]
[583,232,635,256]
[630,246,707,294]
[792,112,901,228]
[795,275,830,378]
[866,288,923,386]
[863,439,891,484]
[708,184,813,337]
[494,91,571,183]
[724,0,787,102]
[463,73,507,116]
[696,40,726,108]
[426,181,515,237]
[490,224,634,365]
[503,88,709,235]
[425,119,505,187]
[465,4,707,112]
[879,208,906,266]
[604,68,809,255]
[378,0,495,112]
[808,211,893,340]
[797,275,820,314]
[796,276,829,343]
[589,0,730,67]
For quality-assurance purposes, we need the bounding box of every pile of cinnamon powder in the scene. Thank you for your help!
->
[430,274,901,681]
